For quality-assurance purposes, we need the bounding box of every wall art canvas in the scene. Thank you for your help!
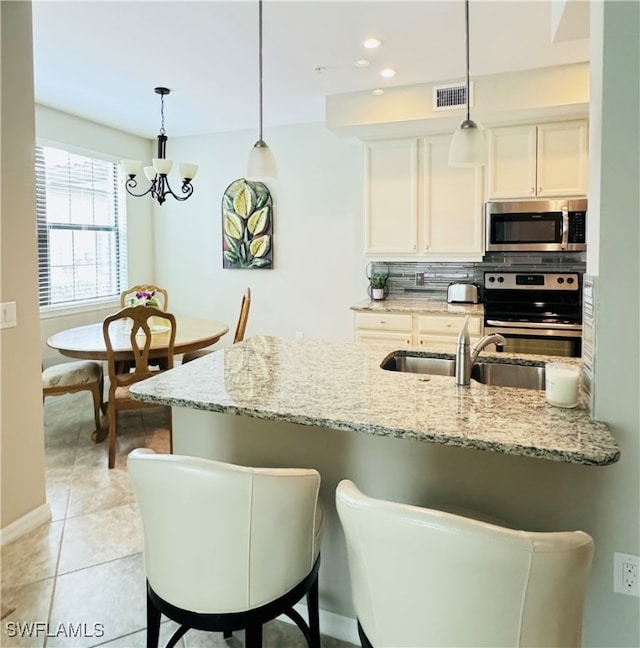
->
[222,178,273,269]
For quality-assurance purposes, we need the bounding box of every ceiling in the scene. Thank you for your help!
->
[31,0,590,139]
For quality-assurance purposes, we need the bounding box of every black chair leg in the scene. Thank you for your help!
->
[306,574,321,648]
[146,588,162,648]
[357,621,374,648]
[245,623,263,648]
[166,625,188,648]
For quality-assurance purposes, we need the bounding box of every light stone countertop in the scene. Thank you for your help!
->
[131,336,619,467]
[351,298,484,316]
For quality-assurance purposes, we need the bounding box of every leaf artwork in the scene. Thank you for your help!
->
[222,179,273,269]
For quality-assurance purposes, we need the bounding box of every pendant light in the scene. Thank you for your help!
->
[246,0,277,180]
[448,0,487,168]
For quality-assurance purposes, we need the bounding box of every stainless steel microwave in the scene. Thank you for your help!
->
[485,198,587,252]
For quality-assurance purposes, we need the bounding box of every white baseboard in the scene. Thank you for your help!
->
[279,602,359,645]
[0,503,52,546]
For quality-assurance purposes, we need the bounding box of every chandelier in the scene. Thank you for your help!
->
[122,87,198,205]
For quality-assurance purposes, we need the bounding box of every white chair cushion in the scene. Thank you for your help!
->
[42,360,102,388]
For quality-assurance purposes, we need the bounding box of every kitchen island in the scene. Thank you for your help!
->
[130,336,619,641]
[131,335,618,466]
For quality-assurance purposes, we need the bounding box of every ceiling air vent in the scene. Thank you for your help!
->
[433,81,473,111]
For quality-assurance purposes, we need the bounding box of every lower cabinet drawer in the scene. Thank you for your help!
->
[417,314,482,336]
[417,335,482,349]
[355,331,413,346]
[355,312,413,332]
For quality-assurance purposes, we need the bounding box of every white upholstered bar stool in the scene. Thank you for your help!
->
[127,449,323,648]
[336,479,594,648]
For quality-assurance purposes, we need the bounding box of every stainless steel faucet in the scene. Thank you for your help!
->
[455,316,507,386]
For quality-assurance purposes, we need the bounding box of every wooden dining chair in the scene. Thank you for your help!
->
[103,305,176,469]
[42,360,105,441]
[120,284,169,311]
[182,287,251,364]
[120,285,170,372]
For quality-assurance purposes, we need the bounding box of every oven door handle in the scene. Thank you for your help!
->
[561,206,569,250]
[486,320,583,331]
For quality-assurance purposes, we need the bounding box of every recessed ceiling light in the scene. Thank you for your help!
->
[363,38,382,49]
[380,68,396,78]
[372,89,385,96]
[355,59,370,68]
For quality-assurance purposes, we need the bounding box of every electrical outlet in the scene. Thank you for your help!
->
[295,331,304,340]
[415,272,425,286]
[614,552,640,597]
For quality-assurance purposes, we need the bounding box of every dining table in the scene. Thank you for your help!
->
[47,316,230,363]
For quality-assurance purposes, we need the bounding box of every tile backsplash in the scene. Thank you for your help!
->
[370,252,586,301]
[581,274,596,409]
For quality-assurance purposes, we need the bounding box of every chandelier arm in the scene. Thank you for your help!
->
[125,177,157,199]
[159,176,194,203]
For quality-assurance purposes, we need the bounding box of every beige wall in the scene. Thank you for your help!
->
[0,1,48,528]
[584,1,640,645]
[152,122,365,343]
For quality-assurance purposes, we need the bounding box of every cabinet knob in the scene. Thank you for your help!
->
[531,187,535,195]
[412,244,417,251]
[379,320,386,325]
[538,187,542,193]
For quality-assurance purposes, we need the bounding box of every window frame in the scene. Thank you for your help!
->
[35,138,128,316]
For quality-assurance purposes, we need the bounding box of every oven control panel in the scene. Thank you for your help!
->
[484,272,581,291]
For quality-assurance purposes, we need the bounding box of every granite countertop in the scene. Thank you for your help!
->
[351,298,484,316]
[130,336,619,467]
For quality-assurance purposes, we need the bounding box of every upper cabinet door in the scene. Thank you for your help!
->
[364,139,419,255]
[487,120,589,200]
[536,121,588,197]
[422,135,484,257]
[486,125,538,199]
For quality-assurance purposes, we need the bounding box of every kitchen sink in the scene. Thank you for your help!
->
[470,361,545,390]
[380,354,456,376]
[381,352,546,390]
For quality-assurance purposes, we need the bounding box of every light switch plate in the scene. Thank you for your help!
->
[0,302,17,329]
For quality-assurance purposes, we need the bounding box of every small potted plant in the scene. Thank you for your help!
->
[370,273,388,301]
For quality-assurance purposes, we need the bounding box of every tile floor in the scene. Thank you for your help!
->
[1,392,356,648]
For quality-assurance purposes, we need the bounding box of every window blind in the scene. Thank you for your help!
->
[36,145,128,308]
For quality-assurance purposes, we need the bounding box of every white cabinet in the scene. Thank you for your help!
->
[487,120,588,199]
[354,310,484,350]
[364,137,484,260]
[422,136,484,257]
[364,139,418,254]
[354,312,413,347]
[416,314,483,350]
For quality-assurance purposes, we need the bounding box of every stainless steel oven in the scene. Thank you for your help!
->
[483,272,582,358]
[485,198,587,253]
